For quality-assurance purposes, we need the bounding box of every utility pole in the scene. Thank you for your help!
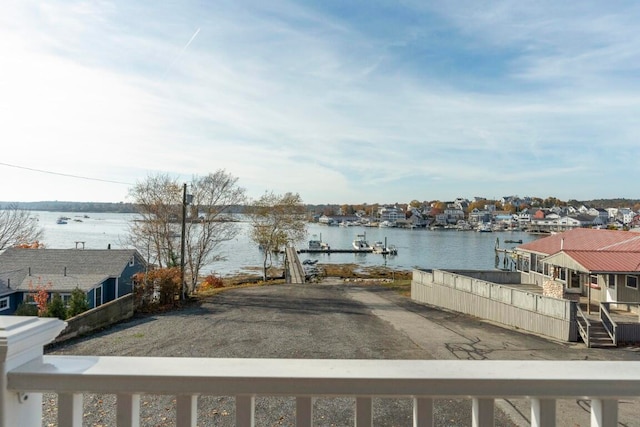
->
[180,183,187,301]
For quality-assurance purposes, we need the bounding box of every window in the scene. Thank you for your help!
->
[590,275,598,286]
[95,286,103,307]
[626,275,638,290]
[608,274,616,289]
[0,297,9,311]
[558,267,567,282]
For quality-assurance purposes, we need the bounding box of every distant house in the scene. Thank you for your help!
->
[514,228,640,304]
[0,248,146,315]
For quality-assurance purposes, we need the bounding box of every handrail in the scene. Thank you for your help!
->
[576,305,591,347]
[600,303,617,346]
[9,357,640,398]
[7,357,640,427]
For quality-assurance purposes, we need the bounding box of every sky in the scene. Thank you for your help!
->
[1,1,639,205]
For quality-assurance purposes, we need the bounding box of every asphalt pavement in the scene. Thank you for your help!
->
[46,278,640,426]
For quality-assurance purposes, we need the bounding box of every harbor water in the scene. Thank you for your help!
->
[32,211,540,276]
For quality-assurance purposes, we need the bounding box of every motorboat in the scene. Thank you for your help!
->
[352,233,372,251]
[372,239,398,255]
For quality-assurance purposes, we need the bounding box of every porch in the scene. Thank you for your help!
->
[3,317,640,427]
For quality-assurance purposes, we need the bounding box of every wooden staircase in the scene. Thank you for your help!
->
[588,321,617,348]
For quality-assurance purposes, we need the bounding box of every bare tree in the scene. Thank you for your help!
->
[248,192,307,281]
[0,204,43,251]
[128,171,246,295]
[184,171,246,294]
[128,173,183,269]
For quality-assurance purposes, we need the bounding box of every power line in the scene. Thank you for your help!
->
[0,161,133,186]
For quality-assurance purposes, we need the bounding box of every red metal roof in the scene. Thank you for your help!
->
[564,250,640,273]
[517,229,640,273]
[518,228,640,254]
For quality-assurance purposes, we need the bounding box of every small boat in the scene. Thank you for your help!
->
[372,241,385,253]
[477,223,492,232]
[56,217,68,224]
[308,234,330,251]
[372,238,398,255]
[504,239,523,244]
[352,233,372,251]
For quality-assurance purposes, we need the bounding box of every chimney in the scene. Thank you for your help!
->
[64,266,67,276]
[560,238,564,250]
[28,267,31,276]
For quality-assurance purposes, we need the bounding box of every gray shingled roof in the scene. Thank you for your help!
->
[0,248,141,293]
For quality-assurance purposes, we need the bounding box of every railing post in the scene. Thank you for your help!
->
[413,397,434,427]
[530,398,555,427]
[355,397,373,427]
[590,399,618,427]
[0,317,66,427]
[472,398,494,427]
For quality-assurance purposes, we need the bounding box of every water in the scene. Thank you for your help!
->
[33,211,540,276]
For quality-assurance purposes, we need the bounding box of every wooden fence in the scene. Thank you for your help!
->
[412,269,577,342]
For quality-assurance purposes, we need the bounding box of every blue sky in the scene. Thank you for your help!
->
[2,1,639,204]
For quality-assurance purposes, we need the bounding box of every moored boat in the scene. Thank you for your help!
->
[352,233,372,251]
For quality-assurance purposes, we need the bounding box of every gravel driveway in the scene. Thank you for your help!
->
[43,279,640,426]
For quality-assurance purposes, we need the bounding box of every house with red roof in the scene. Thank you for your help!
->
[514,228,640,304]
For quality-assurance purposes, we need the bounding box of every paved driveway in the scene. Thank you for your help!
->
[47,279,640,426]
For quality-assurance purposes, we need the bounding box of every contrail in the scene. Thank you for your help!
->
[162,27,201,79]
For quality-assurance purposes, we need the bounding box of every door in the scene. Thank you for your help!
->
[605,274,616,302]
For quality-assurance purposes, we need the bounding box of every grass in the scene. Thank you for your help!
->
[195,263,413,299]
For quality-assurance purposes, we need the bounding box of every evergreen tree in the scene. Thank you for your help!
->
[67,288,89,317]
[46,293,67,320]
[14,302,38,316]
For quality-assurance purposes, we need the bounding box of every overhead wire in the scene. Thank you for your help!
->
[0,161,133,186]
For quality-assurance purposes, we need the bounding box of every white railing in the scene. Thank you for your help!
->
[3,317,640,427]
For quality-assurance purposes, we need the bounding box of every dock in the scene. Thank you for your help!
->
[298,248,373,254]
[284,247,306,284]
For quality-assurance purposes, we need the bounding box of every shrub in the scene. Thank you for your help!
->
[199,274,225,291]
[67,288,89,317]
[133,267,181,312]
[15,302,38,316]
[46,293,67,320]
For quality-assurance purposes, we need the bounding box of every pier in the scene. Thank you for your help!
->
[298,248,373,254]
[284,246,306,284]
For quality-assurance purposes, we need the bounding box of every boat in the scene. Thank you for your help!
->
[372,238,398,255]
[504,239,523,244]
[372,241,385,253]
[477,223,492,232]
[308,234,330,251]
[352,233,372,251]
[56,217,68,225]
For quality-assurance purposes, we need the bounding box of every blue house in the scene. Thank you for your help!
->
[0,248,146,315]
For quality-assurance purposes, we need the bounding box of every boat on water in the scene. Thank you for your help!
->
[372,240,399,255]
[56,217,68,224]
[477,223,492,232]
[308,234,330,251]
[352,233,372,251]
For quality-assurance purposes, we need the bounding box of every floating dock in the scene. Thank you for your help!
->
[298,248,373,254]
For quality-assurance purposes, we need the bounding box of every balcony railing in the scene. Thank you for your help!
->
[3,317,640,427]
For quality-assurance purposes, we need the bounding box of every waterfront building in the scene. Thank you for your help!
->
[0,248,146,315]
[513,228,640,304]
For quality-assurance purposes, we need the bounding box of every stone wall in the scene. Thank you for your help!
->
[542,280,564,299]
[54,294,134,343]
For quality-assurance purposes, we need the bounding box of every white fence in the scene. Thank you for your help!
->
[412,269,577,342]
[3,317,638,427]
